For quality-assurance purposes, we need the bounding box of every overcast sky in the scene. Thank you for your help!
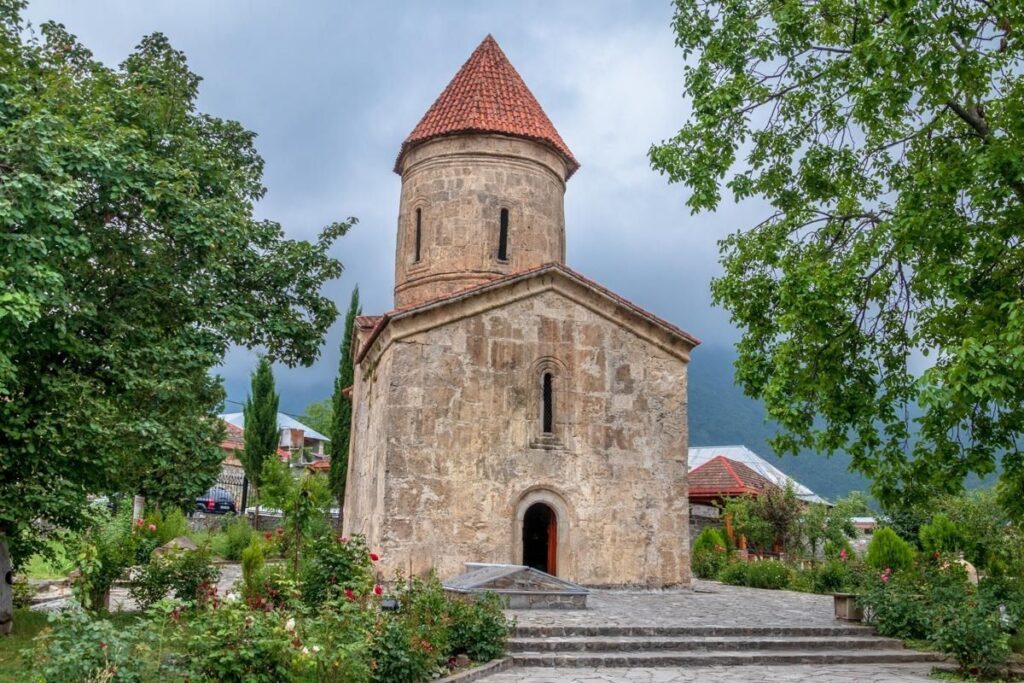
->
[24,0,759,415]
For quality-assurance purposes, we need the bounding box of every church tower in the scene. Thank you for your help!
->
[392,35,580,308]
[344,35,698,588]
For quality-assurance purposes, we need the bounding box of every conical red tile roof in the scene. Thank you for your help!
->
[395,35,579,179]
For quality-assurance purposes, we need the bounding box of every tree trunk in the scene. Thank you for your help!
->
[0,537,13,635]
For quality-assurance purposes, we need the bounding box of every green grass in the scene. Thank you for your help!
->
[0,609,144,683]
[21,540,74,580]
[0,609,49,683]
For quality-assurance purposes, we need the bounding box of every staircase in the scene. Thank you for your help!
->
[507,624,941,667]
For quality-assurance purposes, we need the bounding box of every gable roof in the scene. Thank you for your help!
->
[395,35,579,178]
[688,455,777,498]
[355,263,700,365]
[688,445,827,504]
[219,412,329,442]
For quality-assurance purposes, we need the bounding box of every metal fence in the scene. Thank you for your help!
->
[215,466,251,510]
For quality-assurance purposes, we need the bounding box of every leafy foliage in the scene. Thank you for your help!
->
[330,286,361,512]
[242,357,280,495]
[651,0,1024,514]
[129,546,220,609]
[446,592,511,663]
[0,0,352,596]
[865,528,914,573]
[300,534,375,608]
[691,527,731,578]
[743,560,792,590]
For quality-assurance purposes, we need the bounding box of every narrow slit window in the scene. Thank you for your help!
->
[414,208,422,262]
[498,208,509,261]
[542,372,554,434]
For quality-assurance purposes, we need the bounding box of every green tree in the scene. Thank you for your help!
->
[329,287,360,523]
[651,1,1024,514]
[242,357,280,526]
[299,398,333,438]
[0,3,352,630]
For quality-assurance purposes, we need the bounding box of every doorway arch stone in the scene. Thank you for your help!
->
[512,488,572,578]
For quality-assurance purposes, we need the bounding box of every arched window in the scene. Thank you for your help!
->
[542,372,554,434]
[413,208,422,262]
[497,208,509,261]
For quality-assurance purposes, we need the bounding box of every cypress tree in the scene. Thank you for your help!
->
[242,357,280,524]
[330,287,360,524]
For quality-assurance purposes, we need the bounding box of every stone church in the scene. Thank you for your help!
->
[342,36,699,587]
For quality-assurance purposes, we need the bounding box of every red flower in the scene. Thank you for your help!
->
[373,584,383,596]
[344,588,356,601]
[369,552,380,562]
[264,533,273,541]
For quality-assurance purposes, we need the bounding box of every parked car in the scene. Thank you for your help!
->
[195,487,238,514]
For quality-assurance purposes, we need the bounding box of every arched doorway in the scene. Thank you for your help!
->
[522,502,557,575]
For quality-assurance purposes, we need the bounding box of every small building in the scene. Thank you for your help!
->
[219,412,329,470]
[688,445,826,504]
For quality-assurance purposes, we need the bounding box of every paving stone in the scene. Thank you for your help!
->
[480,664,939,682]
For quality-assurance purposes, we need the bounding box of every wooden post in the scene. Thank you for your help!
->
[132,495,145,523]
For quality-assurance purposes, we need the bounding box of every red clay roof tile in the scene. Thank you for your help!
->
[688,455,778,498]
[395,35,579,179]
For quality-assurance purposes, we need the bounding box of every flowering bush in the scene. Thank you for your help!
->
[446,591,511,662]
[130,545,220,609]
[744,560,792,590]
[300,534,376,607]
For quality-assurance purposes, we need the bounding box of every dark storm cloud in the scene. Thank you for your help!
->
[25,0,759,413]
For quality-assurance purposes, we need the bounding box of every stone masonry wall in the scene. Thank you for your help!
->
[393,134,568,308]
[344,287,691,587]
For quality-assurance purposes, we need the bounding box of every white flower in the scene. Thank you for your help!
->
[301,646,310,656]
[285,617,296,632]
[312,645,321,653]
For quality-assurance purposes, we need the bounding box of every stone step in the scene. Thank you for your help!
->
[513,625,876,638]
[509,649,941,668]
[507,635,902,653]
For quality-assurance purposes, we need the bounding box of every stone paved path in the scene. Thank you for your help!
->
[480,663,938,682]
[508,581,840,630]
[482,582,940,682]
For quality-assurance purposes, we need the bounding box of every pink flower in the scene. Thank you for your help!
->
[344,588,356,601]
[147,524,157,532]
[373,584,383,596]
[134,518,144,528]
[880,567,892,584]
[839,548,848,560]
[369,552,380,562]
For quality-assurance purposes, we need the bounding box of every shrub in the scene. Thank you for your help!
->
[216,516,255,561]
[930,582,1011,678]
[865,527,914,573]
[745,560,792,590]
[812,559,855,594]
[858,568,930,639]
[241,536,266,599]
[300,599,374,683]
[823,538,853,560]
[129,545,220,609]
[29,606,158,682]
[301,534,375,607]
[396,573,452,664]
[691,528,731,579]
[717,561,748,586]
[919,513,963,556]
[369,616,440,683]
[183,600,298,682]
[447,592,511,662]
[692,527,728,554]
[143,507,190,546]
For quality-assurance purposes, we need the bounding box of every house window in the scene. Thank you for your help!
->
[413,208,422,262]
[497,208,509,261]
[542,372,554,434]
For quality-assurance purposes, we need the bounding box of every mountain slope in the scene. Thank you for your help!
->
[688,345,870,502]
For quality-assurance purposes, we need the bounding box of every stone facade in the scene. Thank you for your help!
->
[342,35,699,588]
[344,269,696,586]
[394,134,568,309]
